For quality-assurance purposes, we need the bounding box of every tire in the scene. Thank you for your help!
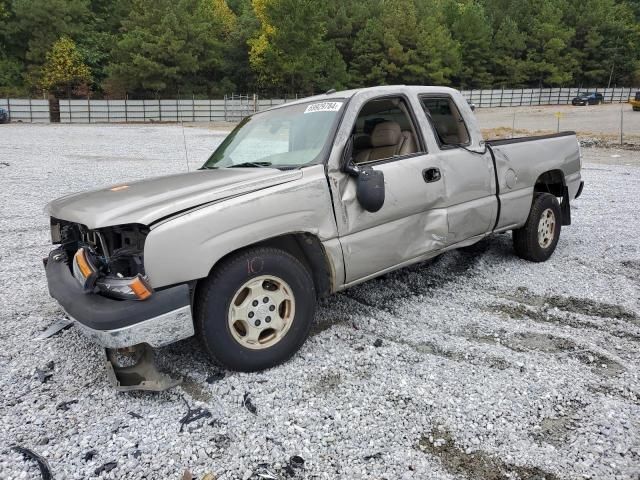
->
[633,107,640,112]
[195,247,316,371]
[512,193,562,262]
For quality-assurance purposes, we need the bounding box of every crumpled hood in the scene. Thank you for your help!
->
[46,168,302,229]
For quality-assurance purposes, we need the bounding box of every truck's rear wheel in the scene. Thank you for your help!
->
[195,247,315,371]
[512,193,561,262]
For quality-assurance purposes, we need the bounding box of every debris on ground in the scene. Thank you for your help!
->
[35,368,53,384]
[11,445,53,480]
[206,370,225,383]
[56,399,78,411]
[94,461,117,475]
[373,338,383,347]
[128,411,143,419]
[82,450,97,461]
[242,392,257,415]
[179,397,211,432]
[35,318,73,340]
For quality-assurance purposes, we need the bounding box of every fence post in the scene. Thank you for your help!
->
[125,94,128,122]
[159,98,162,122]
[28,97,33,122]
[620,103,624,145]
[500,88,504,107]
[224,95,227,122]
[192,94,195,122]
[87,96,91,123]
[107,99,110,123]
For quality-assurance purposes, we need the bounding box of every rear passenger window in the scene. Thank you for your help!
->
[420,96,470,147]
[351,97,422,165]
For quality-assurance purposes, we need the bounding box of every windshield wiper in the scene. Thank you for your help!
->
[228,161,272,168]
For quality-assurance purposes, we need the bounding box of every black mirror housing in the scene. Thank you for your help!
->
[356,167,385,212]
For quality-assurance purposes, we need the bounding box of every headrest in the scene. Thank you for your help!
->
[370,121,402,147]
[353,134,372,150]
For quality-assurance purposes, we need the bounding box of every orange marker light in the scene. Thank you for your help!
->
[74,248,94,278]
[130,276,152,300]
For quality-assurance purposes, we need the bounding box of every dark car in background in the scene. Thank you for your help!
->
[571,92,604,105]
[0,107,8,123]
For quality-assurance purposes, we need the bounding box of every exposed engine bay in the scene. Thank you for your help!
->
[50,217,152,300]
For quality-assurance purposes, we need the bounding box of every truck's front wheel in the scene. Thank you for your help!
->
[195,247,316,371]
[512,193,562,262]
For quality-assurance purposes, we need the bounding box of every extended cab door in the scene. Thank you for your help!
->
[327,93,448,284]
[419,94,498,244]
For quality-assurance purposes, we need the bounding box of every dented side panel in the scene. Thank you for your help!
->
[326,88,451,284]
[491,135,582,231]
[143,165,338,288]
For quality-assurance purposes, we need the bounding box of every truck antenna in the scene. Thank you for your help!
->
[178,89,190,172]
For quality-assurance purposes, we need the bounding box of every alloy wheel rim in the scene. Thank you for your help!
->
[537,208,556,248]
[227,275,295,350]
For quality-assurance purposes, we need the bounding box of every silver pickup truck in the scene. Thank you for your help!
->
[44,86,583,384]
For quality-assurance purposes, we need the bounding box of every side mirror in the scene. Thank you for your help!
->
[341,136,385,212]
[356,167,385,212]
[469,103,476,112]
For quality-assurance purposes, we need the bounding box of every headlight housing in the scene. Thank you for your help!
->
[72,246,153,300]
[96,274,153,301]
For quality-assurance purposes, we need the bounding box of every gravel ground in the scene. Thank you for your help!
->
[1,123,639,480]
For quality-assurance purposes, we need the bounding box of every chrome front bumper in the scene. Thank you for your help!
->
[67,305,194,349]
[45,248,195,349]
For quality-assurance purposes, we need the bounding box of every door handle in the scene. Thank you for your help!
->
[423,167,441,183]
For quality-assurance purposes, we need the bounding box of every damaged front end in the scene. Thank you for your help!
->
[45,218,192,391]
[50,218,153,301]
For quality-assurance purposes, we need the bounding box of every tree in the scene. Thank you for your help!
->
[446,0,494,88]
[491,16,528,87]
[567,0,640,86]
[248,0,347,94]
[104,0,228,96]
[522,0,577,86]
[40,36,92,96]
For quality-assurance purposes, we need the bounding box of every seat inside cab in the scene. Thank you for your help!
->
[352,98,419,164]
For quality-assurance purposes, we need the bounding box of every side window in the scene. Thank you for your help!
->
[351,97,422,165]
[420,96,470,147]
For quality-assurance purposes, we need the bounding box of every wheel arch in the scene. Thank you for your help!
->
[534,169,571,225]
[196,232,335,303]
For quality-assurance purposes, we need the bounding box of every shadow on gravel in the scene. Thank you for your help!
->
[418,426,560,480]
[311,239,493,335]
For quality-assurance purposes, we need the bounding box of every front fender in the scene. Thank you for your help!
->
[143,165,339,288]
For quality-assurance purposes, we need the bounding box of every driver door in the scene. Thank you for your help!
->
[327,94,448,284]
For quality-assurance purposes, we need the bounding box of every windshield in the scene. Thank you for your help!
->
[203,100,345,169]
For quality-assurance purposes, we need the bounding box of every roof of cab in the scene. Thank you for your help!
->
[267,85,461,110]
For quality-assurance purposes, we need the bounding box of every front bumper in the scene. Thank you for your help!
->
[44,249,194,348]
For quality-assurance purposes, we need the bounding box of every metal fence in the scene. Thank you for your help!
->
[57,95,291,123]
[461,87,637,108]
[0,98,50,123]
[2,87,638,123]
